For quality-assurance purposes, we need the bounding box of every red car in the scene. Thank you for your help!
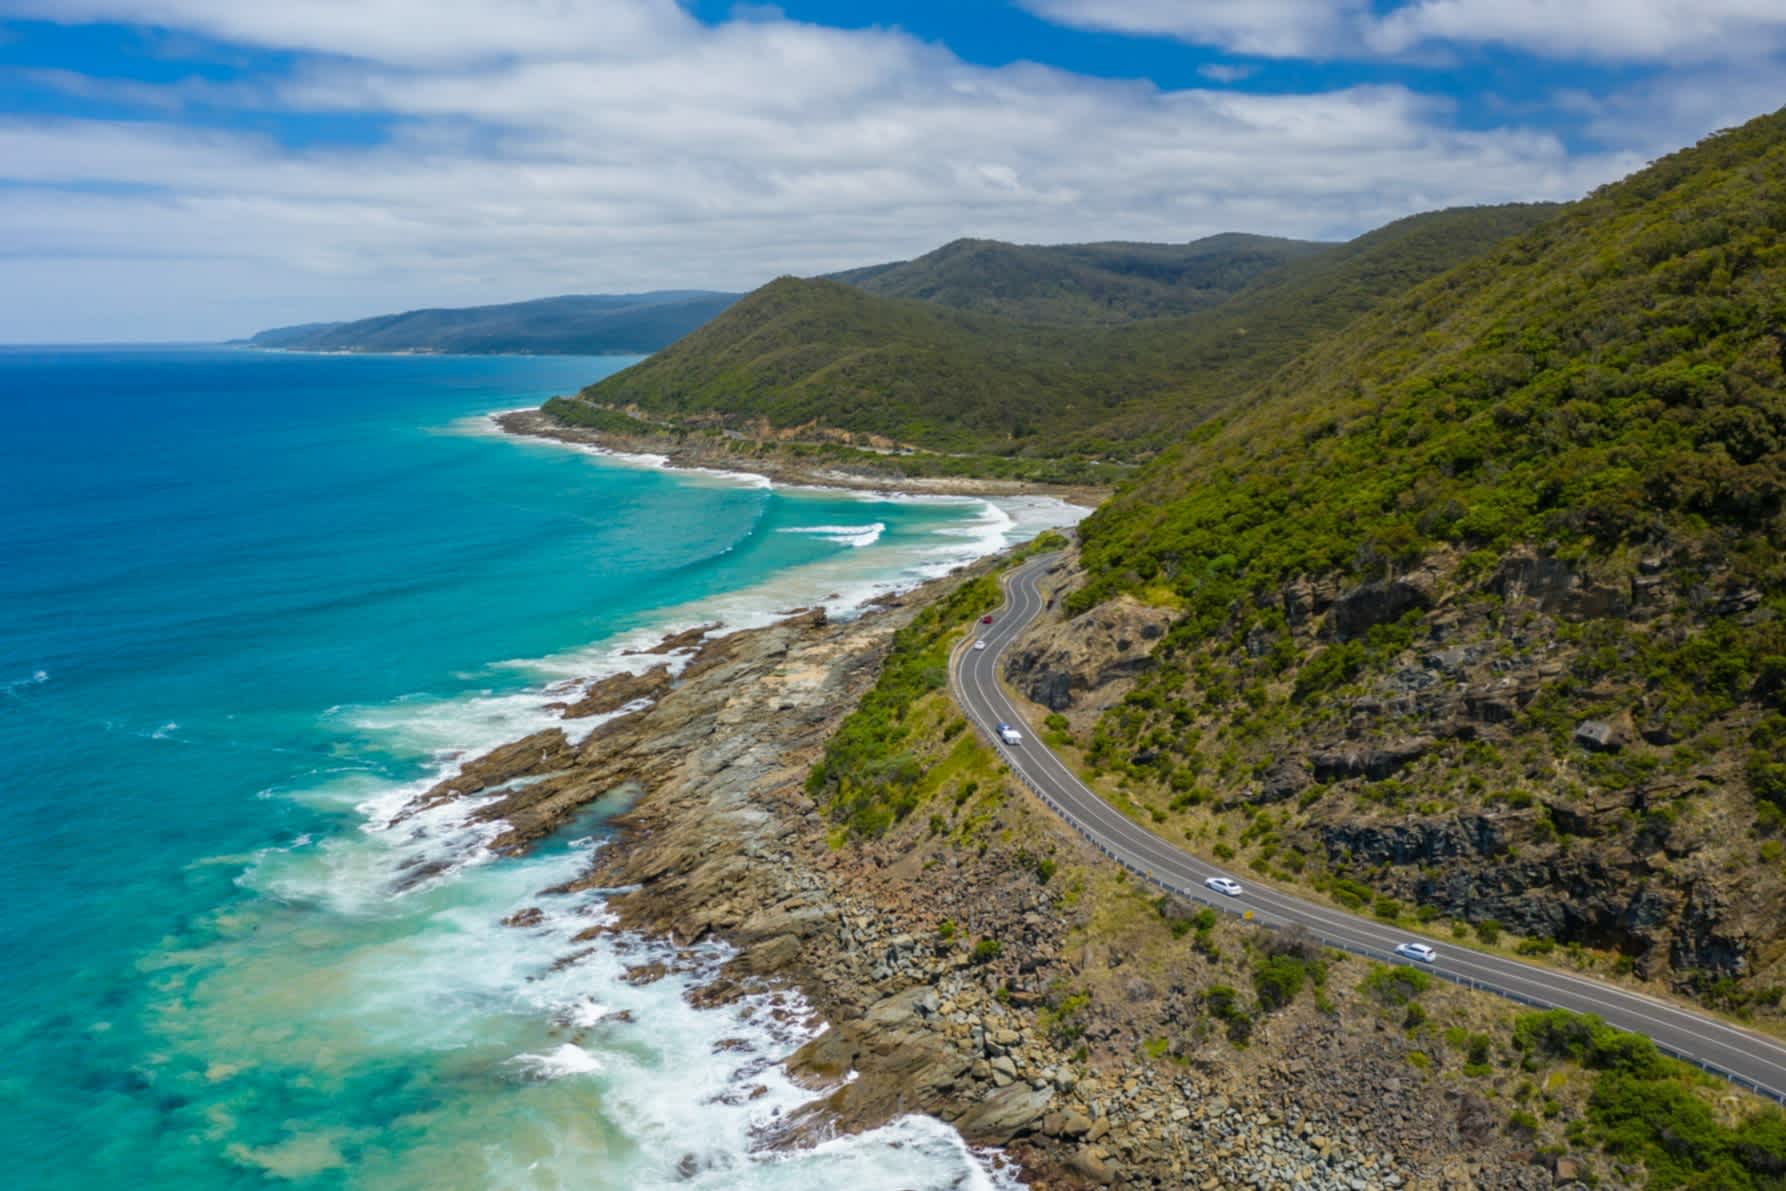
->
[980,615,994,624]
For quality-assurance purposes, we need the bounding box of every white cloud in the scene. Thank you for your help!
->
[4,0,696,66]
[1019,0,1367,58]
[1556,67,1786,151]
[1022,0,1786,63]
[1369,0,1786,62]
[1197,63,1257,84]
[0,0,1662,340]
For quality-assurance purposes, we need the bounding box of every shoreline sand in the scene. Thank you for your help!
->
[494,407,1111,509]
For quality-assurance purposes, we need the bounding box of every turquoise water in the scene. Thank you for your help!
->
[0,348,1070,1189]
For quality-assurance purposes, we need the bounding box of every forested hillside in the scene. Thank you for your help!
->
[830,233,1328,325]
[247,290,739,356]
[1033,107,1786,1009]
[565,204,1555,458]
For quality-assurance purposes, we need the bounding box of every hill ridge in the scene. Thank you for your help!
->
[247,290,741,355]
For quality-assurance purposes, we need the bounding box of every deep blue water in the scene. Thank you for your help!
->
[0,347,1063,1190]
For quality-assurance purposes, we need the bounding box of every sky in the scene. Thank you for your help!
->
[1,1,1783,341]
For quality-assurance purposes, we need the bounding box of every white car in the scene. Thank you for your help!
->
[1204,876,1243,898]
[1394,942,1438,964]
[997,722,1023,745]
[973,640,988,651]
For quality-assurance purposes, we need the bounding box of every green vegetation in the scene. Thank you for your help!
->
[1515,1009,1786,1188]
[806,575,1002,837]
[1203,983,1253,1045]
[540,398,658,436]
[1036,985,1092,1047]
[1252,953,1310,1011]
[831,233,1328,325]
[563,205,1555,460]
[248,290,738,355]
[1074,112,1786,618]
[1058,109,1786,998]
[544,395,1129,486]
[1361,963,1431,1007]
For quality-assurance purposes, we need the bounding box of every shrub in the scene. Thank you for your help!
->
[1331,876,1375,911]
[808,574,1001,838]
[1362,963,1431,1007]
[1204,983,1255,1045]
[1512,1009,1666,1079]
[1253,954,1309,1012]
[971,938,1003,965]
[1205,984,1240,1016]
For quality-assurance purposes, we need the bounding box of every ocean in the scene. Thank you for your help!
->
[0,347,1077,1190]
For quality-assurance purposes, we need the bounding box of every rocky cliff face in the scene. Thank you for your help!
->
[1004,559,1175,734]
[1007,542,1786,1015]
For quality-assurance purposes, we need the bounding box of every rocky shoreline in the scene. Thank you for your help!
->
[495,407,1111,506]
[393,553,1572,1190]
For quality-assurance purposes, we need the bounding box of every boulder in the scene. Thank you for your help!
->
[553,665,673,718]
[1573,718,1624,753]
[954,1083,1055,1145]
[1068,1146,1116,1184]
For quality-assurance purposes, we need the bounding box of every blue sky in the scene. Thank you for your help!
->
[2,0,1782,341]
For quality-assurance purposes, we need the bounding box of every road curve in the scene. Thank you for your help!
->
[952,552,1786,1105]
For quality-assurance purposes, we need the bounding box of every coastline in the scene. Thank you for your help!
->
[371,408,1547,1188]
[389,567,1088,1158]
[385,556,1526,1190]
[494,407,1111,509]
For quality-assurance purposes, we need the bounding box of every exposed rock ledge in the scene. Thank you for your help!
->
[406,565,1554,1189]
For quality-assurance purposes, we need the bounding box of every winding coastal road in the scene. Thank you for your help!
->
[952,552,1786,1105]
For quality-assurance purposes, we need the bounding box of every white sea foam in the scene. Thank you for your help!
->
[224,415,1090,1187]
[235,810,1026,1187]
[513,1042,605,1079]
[776,522,886,548]
[3,668,51,698]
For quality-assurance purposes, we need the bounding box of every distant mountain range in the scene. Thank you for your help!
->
[563,208,1557,457]
[244,291,741,356]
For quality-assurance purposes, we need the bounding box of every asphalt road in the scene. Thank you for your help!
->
[952,552,1786,1105]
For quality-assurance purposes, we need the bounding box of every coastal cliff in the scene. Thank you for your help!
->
[400,558,1576,1189]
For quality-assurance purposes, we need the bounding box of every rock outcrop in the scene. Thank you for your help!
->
[1004,580,1173,728]
[1002,539,1785,999]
